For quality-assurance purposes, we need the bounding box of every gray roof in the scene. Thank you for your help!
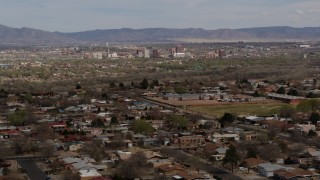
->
[257,163,285,172]
[215,147,228,154]
[309,151,320,157]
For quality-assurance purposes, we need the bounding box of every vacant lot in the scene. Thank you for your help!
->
[188,103,294,117]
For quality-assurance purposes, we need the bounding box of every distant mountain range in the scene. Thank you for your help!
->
[1,24,320,45]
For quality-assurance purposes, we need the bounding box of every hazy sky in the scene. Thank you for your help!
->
[1,0,319,32]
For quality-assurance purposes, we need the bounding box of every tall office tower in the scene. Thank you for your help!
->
[176,45,183,53]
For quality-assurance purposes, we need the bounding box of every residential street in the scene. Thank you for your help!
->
[18,159,47,180]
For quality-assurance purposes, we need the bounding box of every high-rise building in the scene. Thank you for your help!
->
[144,49,150,58]
[176,45,183,53]
[171,48,176,56]
[152,49,160,58]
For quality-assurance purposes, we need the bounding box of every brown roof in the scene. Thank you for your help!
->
[203,143,220,152]
[274,168,313,179]
[243,158,265,167]
[158,164,185,173]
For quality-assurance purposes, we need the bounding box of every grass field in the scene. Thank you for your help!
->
[189,103,294,117]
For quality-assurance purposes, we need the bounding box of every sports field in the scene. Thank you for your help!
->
[188,103,294,117]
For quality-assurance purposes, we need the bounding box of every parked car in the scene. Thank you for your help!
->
[238,167,248,172]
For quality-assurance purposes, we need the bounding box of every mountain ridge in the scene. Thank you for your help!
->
[1,24,320,45]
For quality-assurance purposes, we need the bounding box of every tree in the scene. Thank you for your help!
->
[223,145,240,172]
[167,115,188,131]
[308,130,318,137]
[258,144,282,162]
[186,156,202,173]
[276,86,285,94]
[140,78,149,89]
[75,83,81,89]
[306,92,319,98]
[81,140,105,162]
[288,143,306,155]
[287,88,299,96]
[116,151,149,179]
[278,106,296,118]
[0,88,8,98]
[109,82,116,88]
[62,169,81,180]
[131,120,154,134]
[91,118,105,127]
[2,167,10,176]
[8,110,27,126]
[35,123,56,142]
[110,117,119,125]
[174,86,187,94]
[101,93,108,99]
[309,112,320,125]
[151,79,159,87]
[252,90,260,97]
[219,112,235,128]
[40,142,55,158]
[119,82,125,89]
[297,99,320,112]
[246,148,257,158]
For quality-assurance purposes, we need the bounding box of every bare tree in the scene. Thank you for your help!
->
[258,144,282,162]
[116,151,150,179]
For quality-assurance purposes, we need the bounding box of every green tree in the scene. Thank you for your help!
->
[252,90,260,97]
[308,130,318,137]
[297,99,320,112]
[24,93,34,104]
[140,78,149,89]
[76,83,81,89]
[91,118,105,127]
[110,117,119,125]
[306,92,319,98]
[101,93,108,99]
[219,112,235,128]
[152,79,159,86]
[309,112,320,125]
[0,89,8,98]
[287,88,299,96]
[119,82,125,89]
[109,82,116,88]
[276,86,285,94]
[8,110,27,126]
[223,145,240,172]
[168,116,188,131]
[131,120,154,134]
[246,148,257,158]
[174,86,187,94]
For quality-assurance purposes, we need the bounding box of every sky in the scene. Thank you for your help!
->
[0,0,320,32]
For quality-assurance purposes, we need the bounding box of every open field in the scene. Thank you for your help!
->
[146,97,294,117]
[188,103,294,117]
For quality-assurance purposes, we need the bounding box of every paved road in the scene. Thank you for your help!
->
[18,159,47,180]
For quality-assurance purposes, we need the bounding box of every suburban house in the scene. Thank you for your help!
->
[79,169,102,180]
[257,163,288,177]
[242,157,265,169]
[210,133,240,143]
[176,135,205,148]
[212,147,228,161]
[158,164,185,176]
[273,168,314,180]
